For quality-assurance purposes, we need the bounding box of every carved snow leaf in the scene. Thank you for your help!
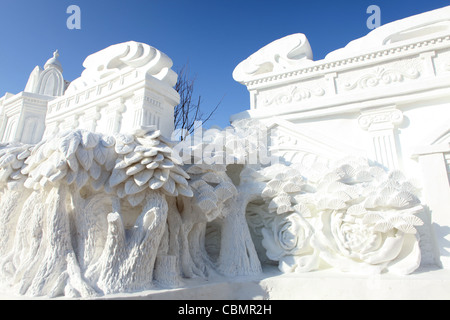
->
[388,215,423,234]
[92,170,110,191]
[389,170,406,181]
[176,183,194,197]
[347,204,367,216]
[125,163,145,176]
[390,191,420,209]
[125,179,146,195]
[76,147,94,171]
[373,221,393,233]
[100,135,116,148]
[133,170,153,186]
[362,212,383,224]
[268,194,292,214]
[197,197,218,215]
[161,178,176,196]
[153,153,165,163]
[146,162,159,170]
[81,131,100,149]
[190,179,208,190]
[159,159,174,169]
[282,181,303,193]
[355,170,373,182]
[214,181,237,201]
[261,187,277,198]
[127,191,146,207]
[318,198,346,210]
[59,132,81,158]
[169,172,189,187]
[88,161,102,181]
[149,177,165,190]
[0,154,16,167]
[198,190,218,203]
[66,169,77,185]
[171,165,190,179]
[115,142,136,155]
[266,179,284,192]
[293,203,312,217]
[154,169,169,182]
[143,149,158,157]
[201,172,222,184]
[76,169,89,189]
[17,148,32,160]
[168,153,183,166]
[109,168,128,187]
[124,152,143,165]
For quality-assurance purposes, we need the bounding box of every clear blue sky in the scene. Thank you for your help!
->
[0,0,449,128]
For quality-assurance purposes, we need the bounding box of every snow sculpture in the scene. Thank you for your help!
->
[233,33,313,83]
[246,159,424,275]
[0,118,425,298]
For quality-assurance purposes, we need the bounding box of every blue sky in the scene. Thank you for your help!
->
[0,0,449,128]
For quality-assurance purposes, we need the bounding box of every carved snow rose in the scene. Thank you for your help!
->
[261,212,317,271]
[312,205,423,275]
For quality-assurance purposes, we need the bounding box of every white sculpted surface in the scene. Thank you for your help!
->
[233,33,313,83]
[66,41,178,93]
[0,120,425,298]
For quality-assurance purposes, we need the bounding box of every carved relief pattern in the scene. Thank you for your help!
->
[358,108,403,130]
[343,67,420,91]
[262,85,325,106]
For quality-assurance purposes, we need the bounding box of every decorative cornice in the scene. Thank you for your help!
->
[244,35,450,88]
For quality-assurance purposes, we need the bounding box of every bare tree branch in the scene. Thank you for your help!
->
[173,63,222,140]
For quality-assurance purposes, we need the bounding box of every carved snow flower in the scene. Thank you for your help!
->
[312,204,423,275]
[261,212,318,272]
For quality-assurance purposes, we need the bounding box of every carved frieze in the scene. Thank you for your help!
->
[343,67,420,91]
